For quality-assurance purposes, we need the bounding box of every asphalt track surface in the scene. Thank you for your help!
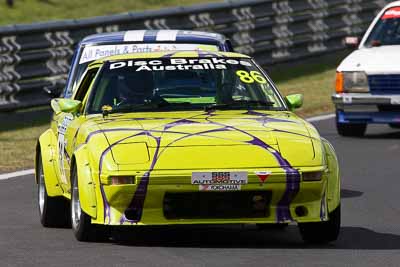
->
[1,118,400,267]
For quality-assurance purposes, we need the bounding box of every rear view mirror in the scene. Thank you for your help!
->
[285,94,303,111]
[51,98,82,115]
[344,37,359,48]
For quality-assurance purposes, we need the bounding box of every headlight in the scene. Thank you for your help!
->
[336,71,369,93]
[302,171,323,181]
[109,176,136,185]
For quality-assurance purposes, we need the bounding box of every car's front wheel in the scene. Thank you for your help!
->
[336,121,366,137]
[71,165,108,242]
[298,205,341,244]
[37,152,70,228]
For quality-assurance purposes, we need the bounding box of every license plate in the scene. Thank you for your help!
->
[191,172,248,188]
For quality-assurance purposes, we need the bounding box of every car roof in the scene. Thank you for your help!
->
[81,30,228,46]
[384,1,400,9]
[90,51,251,66]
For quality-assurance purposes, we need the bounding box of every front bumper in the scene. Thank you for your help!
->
[332,93,400,124]
[93,168,329,226]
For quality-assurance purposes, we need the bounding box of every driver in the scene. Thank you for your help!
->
[113,72,154,106]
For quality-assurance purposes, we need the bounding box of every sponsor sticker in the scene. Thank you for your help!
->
[192,172,247,191]
[199,184,241,191]
[192,172,248,185]
[109,57,252,72]
[255,171,271,183]
[79,43,219,64]
[382,7,400,20]
[57,114,74,184]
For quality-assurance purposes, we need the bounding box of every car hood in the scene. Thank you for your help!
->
[338,46,400,74]
[94,110,323,170]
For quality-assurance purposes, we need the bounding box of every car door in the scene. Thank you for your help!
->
[52,66,100,192]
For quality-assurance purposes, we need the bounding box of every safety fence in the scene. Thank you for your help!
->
[0,0,388,111]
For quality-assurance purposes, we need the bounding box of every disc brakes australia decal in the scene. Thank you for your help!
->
[109,57,253,72]
[57,114,74,184]
[97,111,301,224]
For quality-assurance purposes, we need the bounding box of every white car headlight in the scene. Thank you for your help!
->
[342,71,370,93]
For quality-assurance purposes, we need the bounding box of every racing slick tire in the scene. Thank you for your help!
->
[298,205,341,244]
[389,123,400,129]
[336,121,366,137]
[71,165,109,242]
[37,152,70,228]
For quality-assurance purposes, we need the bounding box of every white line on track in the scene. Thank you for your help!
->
[0,113,335,180]
[306,113,335,122]
[0,169,34,180]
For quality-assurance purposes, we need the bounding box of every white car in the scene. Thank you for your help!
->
[333,1,400,136]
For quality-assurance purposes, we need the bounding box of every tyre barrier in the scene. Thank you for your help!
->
[0,0,388,111]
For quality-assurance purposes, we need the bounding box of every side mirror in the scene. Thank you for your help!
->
[285,94,303,111]
[51,98,82,115]
[344,36,359,48]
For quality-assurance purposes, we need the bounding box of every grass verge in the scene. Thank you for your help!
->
[275,69,336,117]
[271,52,347,117]
[0,108,52,173]
[0,0,219,26]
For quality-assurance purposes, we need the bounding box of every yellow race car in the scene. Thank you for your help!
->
[35,51,341,243]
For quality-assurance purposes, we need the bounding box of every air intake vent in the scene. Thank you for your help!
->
[163,191,271,219]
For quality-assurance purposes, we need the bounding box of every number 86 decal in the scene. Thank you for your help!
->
[236,70,267,84]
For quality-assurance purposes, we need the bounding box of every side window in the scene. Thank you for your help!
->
[73,68,99,102]
[225,39,234,52]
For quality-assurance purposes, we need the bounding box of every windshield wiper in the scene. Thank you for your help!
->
[102,101,197,116]
[104,103,159,115]
[204,100,275,112]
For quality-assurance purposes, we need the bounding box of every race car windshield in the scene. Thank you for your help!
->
[87,57,285,114]
[65,43,219,98]
[365,7,400,47]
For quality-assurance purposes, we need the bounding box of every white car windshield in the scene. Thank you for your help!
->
[365,6,400,47]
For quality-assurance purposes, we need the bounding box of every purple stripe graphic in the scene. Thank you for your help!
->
[120,136,161,224]
[93,110,303,224]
